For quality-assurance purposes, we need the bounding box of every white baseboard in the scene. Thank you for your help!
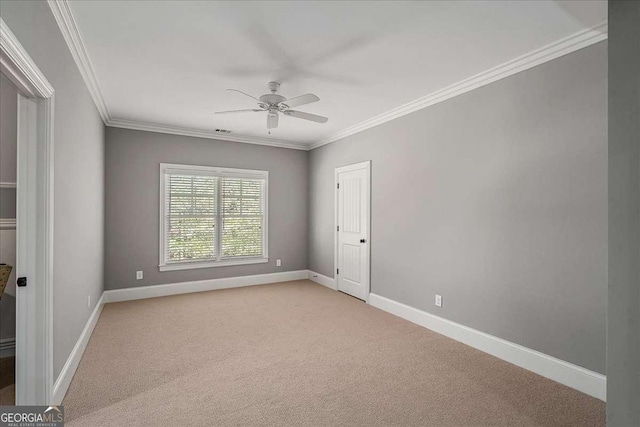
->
[0,337,15,358]
[51,270,309,404]
[369,293,606,401]
[52,293,105,405]
[308,271,337,290]
[103,270,309,303]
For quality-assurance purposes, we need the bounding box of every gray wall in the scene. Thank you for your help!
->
[608,1,640,424]
[1,1,105,379]
[0,74,17,341]
[104,127,308,290]
[0,75,17,221]
[309,42,607,374]
[1,74,17,183]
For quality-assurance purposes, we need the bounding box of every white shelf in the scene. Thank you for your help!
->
[0,219,16,230]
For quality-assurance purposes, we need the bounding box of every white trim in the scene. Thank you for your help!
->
[1,17,55,405]
[308,270,336,290]
[46,0,110,122]
[44,0,308,151]
[160,163,269,178]
[309,21,608,150]
[46,275,609,405]
[103,270,308,303]
[107,118,307,151]
[51,270,308,404]
[52,293,104,405]
[0,182,17,189]
[45,0,607,152]
[159,257,269,272]
[41,95,55,406]
[45,0,307,151]
[334,161,371,303]
[0,219,16,230]
[369,293,607,401]
[0,337,15,358]
[0,21,54,98]
[335,161,373,175]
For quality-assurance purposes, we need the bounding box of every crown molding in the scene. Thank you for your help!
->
[46,0,606,152]
[0,18,54,98]
[309,21,608,150]
[47,0,110,122]
[106,118,309,151]
[46,0,308,151]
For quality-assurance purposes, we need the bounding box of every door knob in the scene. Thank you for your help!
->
[360,239,366,243]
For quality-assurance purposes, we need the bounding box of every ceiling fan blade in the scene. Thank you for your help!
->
[283,93,319,108]
[226,88,260,101]
[215,109,263,114]
[284,110,328,123]
[267,112,279,129]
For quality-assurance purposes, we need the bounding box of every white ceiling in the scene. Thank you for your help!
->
[67,0,606,148]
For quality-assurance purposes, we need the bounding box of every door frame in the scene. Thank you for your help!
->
[334,161,371,303]
[1,18,55,404]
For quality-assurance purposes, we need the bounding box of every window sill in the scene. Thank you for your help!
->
[159,257,269,272]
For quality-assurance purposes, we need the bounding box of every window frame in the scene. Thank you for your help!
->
[159,163,269,271]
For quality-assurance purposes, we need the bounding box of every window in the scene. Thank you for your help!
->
[159,163,268,271]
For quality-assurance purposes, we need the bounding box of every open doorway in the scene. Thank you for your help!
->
[1,19,55,405]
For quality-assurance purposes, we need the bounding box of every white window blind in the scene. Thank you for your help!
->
[221,177,264,258]
[166,174,218,262]
[160,164,268,271]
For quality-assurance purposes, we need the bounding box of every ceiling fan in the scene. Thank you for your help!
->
[215,81,328,133]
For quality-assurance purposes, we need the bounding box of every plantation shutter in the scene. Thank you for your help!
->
[220,177,265,258]
[160,164,268,270]
[165,174,218,262]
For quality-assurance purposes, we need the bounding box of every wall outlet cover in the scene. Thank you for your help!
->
[276,259,281,267]
[136,271,143,280]
[435,294,443,307]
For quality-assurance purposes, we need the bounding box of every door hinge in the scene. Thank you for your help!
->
[337,269,339,275]
[17,277,27,287]
[337,226,339,232]
[337,183,339,189]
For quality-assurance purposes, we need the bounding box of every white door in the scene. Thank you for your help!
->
[335,161,370,301]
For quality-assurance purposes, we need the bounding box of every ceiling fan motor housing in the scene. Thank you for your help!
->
[259,93,287,106]
[268,81,280,93]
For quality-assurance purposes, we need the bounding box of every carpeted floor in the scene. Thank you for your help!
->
[63,280,605,426]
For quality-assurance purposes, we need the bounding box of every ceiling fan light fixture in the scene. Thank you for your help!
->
[215,82,328,134]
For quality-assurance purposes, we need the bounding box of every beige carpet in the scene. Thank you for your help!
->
[64,280,605,426]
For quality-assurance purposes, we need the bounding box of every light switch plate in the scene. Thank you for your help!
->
[435,294,443,307]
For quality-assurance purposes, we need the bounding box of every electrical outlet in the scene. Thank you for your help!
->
[87,295,91,309]
[136,270,143,280]
[435,294,443,308]
[276,259,281,267]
